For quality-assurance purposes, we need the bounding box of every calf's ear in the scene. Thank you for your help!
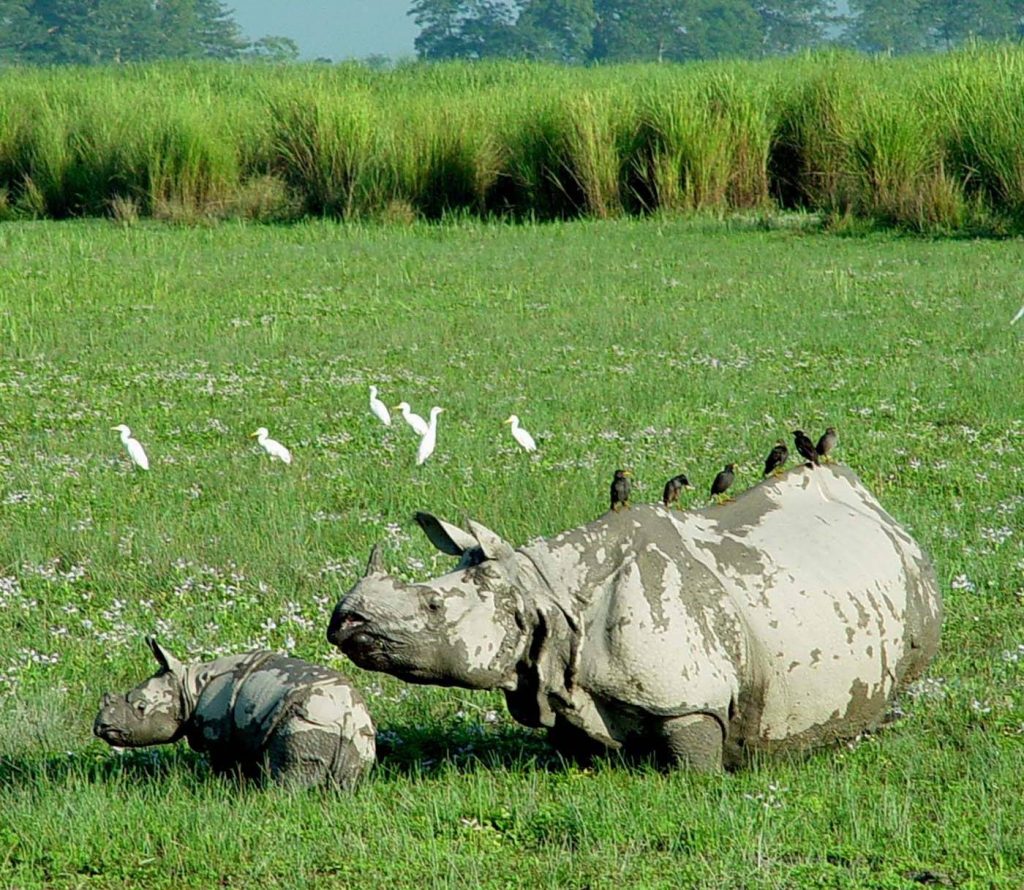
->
[466,520,516,563]
[146,636,183,675]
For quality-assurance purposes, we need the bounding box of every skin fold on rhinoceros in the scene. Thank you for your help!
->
[327,464,941,771]
[94,638,376,789]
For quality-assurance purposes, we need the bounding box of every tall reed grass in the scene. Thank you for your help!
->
[3,49,1024,230]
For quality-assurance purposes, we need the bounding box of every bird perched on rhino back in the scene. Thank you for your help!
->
[763,441,788,477]
[610,469,632,511]
[816,427,838,463]
[793,430,819,467]
[710,463,736,501]
[662,474,693,508]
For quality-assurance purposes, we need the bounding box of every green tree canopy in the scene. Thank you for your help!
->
[848,0,1024,53]
[0,0,289,64]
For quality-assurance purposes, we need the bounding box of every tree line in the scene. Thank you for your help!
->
[410,0,1024,63]
[1,0,1023,66]
[0,0,298,64]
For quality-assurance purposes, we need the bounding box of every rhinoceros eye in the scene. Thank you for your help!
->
[426,595,442,613]
[134,700,147,716]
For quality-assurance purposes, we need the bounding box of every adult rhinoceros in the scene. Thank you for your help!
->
[327,465,941,770]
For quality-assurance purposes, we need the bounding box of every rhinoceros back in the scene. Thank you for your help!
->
[189,652,376,786]
[682,464,941,755]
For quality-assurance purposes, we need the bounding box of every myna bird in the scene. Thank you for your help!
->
[816,427,837,463]
[710,463,736,501]
[662,474,693,508]
[793,430,819,467]
[763,440,788,477]
[610,469,632,511]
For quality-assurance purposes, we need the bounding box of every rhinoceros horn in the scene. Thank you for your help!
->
[364,543,385,577]
[146,636,183,675]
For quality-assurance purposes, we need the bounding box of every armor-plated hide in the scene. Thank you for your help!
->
[328,465,941,769]
[94,640,376,789]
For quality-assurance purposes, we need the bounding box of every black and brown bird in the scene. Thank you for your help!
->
[816,427,838,462]
[662,474,693,508]
[610,469,633,511]
[710,463,736,501]
[763,440,788,477]
[793,429,819,467]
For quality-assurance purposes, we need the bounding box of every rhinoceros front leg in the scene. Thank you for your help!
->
[660,713,724,772]
[546,716,611,765]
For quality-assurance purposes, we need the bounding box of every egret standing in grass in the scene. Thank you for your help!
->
[112,424,149,471]
[252,427,292,465]
[369,386,391,426]
[395,402,428,436]
[416,407,444,466]
[504,414,537,452]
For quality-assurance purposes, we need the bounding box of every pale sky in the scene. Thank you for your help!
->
[229,0,419,61]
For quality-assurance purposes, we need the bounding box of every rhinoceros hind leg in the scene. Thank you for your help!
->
[263,730,332,790]
[660,713,723,772]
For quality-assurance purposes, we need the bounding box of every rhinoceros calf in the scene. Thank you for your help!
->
[94,638,376,789]
[327,465,941,770]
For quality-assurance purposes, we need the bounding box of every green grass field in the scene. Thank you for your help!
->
[0,216,1022,888]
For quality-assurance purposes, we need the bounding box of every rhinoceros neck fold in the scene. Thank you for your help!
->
[517,543,580,620]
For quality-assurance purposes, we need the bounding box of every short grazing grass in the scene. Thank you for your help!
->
[0,216,1022,887]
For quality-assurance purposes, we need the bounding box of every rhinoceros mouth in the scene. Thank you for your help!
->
[328,612,398,667]
[94,722,131,746]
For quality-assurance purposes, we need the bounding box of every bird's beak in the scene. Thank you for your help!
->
[685,482,694,489]
[624,470,633,477]
[503,417,512,425]
[249,431,259,438]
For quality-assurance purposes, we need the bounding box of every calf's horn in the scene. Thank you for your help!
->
[365,543,385,576]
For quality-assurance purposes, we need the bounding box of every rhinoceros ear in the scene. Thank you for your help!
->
[466,519,516,563]
[413,512,479,556]
[364,542,388,577]
[146,636,183,675]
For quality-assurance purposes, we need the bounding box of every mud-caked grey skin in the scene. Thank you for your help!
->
[94,638,376,789]
[328,465,941,772]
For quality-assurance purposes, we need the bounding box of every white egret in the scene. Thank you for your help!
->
[111,424,149,470]
[369,386,391,426]
[252,427,292,464]
[416,407,444,466]
[504,414,537,452]
[394,402,429,436]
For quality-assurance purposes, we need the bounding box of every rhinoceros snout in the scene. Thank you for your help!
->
[327,608,368,649]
